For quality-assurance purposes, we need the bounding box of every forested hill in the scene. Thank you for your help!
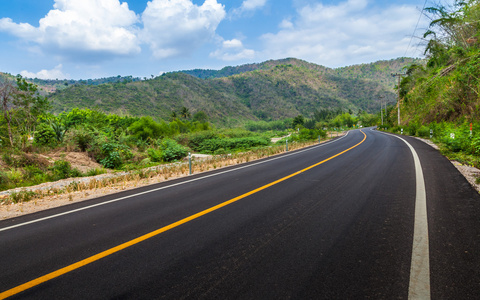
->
[43,57,416,125]
[178,58,331,79]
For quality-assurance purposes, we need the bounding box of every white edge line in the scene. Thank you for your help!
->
[0,132,351,232]
[378,130,430,299]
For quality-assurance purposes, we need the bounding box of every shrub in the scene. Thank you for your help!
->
[195,136,270,153]
[417,125,431,138]
[34,123,57,147]
[147,148,163,162]
[184,131,218,151]
[405,122,419,136]
[24,165,44,180]
[100,143,122,169]
[158,139,189,162]
[72,127,95,152]
[128,116,165,141]
[292,128,326,142]
[51,160,82,180]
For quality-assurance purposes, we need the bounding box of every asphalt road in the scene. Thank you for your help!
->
[1,128,480,299]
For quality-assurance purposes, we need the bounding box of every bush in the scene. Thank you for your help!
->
[24,165,44,180]
[195,136,270,153]
[147,148,163,162]
[291,128,326,142]
[72,127,95,152]
[158,139,189,162]
[51,160,82,180]
[34,123,57,147]
[183,131,218,151]
[99,143,126,169]
[128,116,165,141]
[417,125,431,138]
[405,122,419,136]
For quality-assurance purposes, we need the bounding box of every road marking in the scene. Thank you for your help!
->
[0,132,350,232]
[0,131,366,299]
[381,132,430,299]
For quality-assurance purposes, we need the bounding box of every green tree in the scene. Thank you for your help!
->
[292,115,305,128]
[170,111,177,121]
[180,106,191,119]
[34,123,57,147]
[0,77,16,146]
[0,75,50,147]
[193,111,208,123]
[14,76,51,136]
[128,116,164,141]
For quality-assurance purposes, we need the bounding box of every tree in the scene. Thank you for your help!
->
[0,75,50,147]
[193,111,208,123]
[14,76,51,137]
[292,115,305,128]
[170,111,177,121]
[180,106,191,119]
[128,116,165,141]
[0,77,16,146]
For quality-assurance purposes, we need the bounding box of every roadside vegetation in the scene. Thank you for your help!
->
[379,0,480,176]
[0,75,376,204]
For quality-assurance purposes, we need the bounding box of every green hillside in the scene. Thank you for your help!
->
[382,1,480,168]
[47,58,413,124]
[398,1,480,125]
[332,57,423,89]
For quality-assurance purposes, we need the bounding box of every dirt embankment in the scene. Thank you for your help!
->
[41,151,103,173]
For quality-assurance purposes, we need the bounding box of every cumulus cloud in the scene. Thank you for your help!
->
[210,38,255,61]
[20,64,68,80]
[0,0,229,63]
[260,0,424,67]
[140,0,225,59]
[0,0,140,61]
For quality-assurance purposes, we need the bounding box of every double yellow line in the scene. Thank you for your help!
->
[1,130,367,299]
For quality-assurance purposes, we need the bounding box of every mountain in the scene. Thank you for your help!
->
[178,58,330,79]
[42,58,417,124]
[0,72,142,95]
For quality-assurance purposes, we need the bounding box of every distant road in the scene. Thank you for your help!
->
[1,129,480,299]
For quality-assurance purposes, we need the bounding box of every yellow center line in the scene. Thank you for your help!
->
[1,130,367,299]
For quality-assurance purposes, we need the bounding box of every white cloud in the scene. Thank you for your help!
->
[20,64,68,79]
[279,19,293,30]
[141,0,226,59]
[240,0,268,11]
[210,38,255,61]
[0,0,140,61]
[231,0,268,17]
[260,0,424,67]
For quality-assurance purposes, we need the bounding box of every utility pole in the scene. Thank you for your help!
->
[392,73,405,126]
[379,95,384,125]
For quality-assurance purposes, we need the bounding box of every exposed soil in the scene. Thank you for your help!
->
[41,151,104,173]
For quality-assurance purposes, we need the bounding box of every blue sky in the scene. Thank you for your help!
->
[0,0,446,79]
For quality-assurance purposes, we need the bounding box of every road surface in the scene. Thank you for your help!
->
[1,128,479,299]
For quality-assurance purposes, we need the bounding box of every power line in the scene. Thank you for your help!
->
[404,0,428,57]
